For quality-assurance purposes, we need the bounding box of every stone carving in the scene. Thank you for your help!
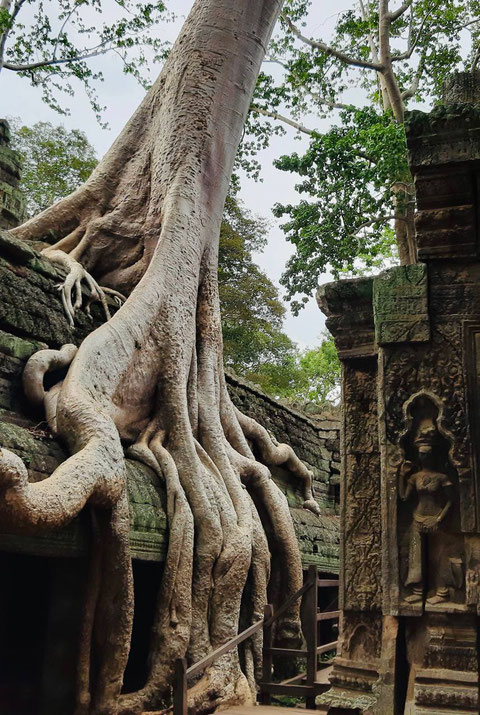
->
[382,320,474,535]
[342,611,382,662]
[343,360,382,611]
[373,263,430,345]
[399,393,464,608]
[318,78,480,713]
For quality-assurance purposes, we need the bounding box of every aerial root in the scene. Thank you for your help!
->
[43,247,126,326]
[22,343,78,434]
[234,408,320,516]
[0,447,29,491]
[120,422,194,712]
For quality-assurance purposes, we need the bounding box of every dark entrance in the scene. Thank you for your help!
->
[0,551,86,715]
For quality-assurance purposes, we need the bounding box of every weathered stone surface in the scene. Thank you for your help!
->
[0,120,25,229]
[319,79,480,713]
[373,263,430,345]
[406,101,480,261]
[317,277,375,359]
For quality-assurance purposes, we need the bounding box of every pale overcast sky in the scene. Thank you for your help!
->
[2,1,373,348]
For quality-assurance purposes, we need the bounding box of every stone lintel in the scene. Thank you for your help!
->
[317,276,375,359]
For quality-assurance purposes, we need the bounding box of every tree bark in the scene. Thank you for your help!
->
[393,182,417,265]
[0,1,319,713]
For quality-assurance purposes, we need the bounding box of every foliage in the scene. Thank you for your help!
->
[279,332,340,405]
[10,119,98,217]
[242,0,480,310]
[220,196,339,405]
[0,0,172,121]
[219,194,300,394]
[273,106,405,312]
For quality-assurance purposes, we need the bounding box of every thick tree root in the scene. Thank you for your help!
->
[235,408,321,516]
[22,343,78,433]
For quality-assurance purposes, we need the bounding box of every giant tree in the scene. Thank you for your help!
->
[0,1,323,714]
[244,0,479,311]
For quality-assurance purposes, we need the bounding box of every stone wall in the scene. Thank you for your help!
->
[0,230,340,574]
[0,120,25,229]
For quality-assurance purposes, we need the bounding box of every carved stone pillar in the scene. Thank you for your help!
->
[318,76,480,713]
[317,280,397,713]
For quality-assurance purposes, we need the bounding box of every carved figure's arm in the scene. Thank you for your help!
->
[399,461,414,500]
[437,483,453,524]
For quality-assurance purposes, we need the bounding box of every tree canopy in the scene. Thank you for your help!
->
[10,119,97,217]
[0,0,172,119]
[242,0,480,312]
[219,194,299,393]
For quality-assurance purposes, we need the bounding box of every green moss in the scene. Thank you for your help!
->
[0,328,47,360]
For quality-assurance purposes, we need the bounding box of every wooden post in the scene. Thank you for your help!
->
[305,565,318,709]
[259,603,274,705]
[173,657,188,715]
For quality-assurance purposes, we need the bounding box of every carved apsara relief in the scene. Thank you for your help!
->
[397,392,465,610]
[379,320,474,612]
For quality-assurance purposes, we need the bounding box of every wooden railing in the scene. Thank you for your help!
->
[173,565,338,714]
[259,565,338,709]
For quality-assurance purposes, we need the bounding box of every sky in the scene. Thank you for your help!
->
[2,0,372,348]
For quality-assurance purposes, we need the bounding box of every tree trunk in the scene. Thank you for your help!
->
[393,182,417,265]
[0,1,319,713]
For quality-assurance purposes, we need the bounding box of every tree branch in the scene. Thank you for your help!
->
[358,0,392,111]
[283,15,384,72]
[392,8,431,62]
[473,44,480,72]
[250,105,315,135]
[53,2,82,60]
[264,56,353,111]
[359,0,381,64]
[401,49,426,100]
[378,0,405,121]
[388,0,413,23]
[3,43,112,71]
[0,0,26,70]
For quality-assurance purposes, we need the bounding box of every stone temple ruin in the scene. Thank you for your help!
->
[317,74,480,713]
[0,119,24,230]
[4,71,480,714]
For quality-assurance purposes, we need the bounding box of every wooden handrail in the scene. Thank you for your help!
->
[317,609,340,621]
[173,565,341,714]
[264,579,311,627]
[173,576,313,715]
[317,640,338,655]
[318,579,339,587]
[187,619,264,678]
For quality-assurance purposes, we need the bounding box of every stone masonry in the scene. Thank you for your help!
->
[317,75,480,714]
[0,120,24,229]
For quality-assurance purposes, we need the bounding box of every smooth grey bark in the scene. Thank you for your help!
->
[0,1,319,713]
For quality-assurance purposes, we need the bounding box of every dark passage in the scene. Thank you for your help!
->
[0,551,85,715]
